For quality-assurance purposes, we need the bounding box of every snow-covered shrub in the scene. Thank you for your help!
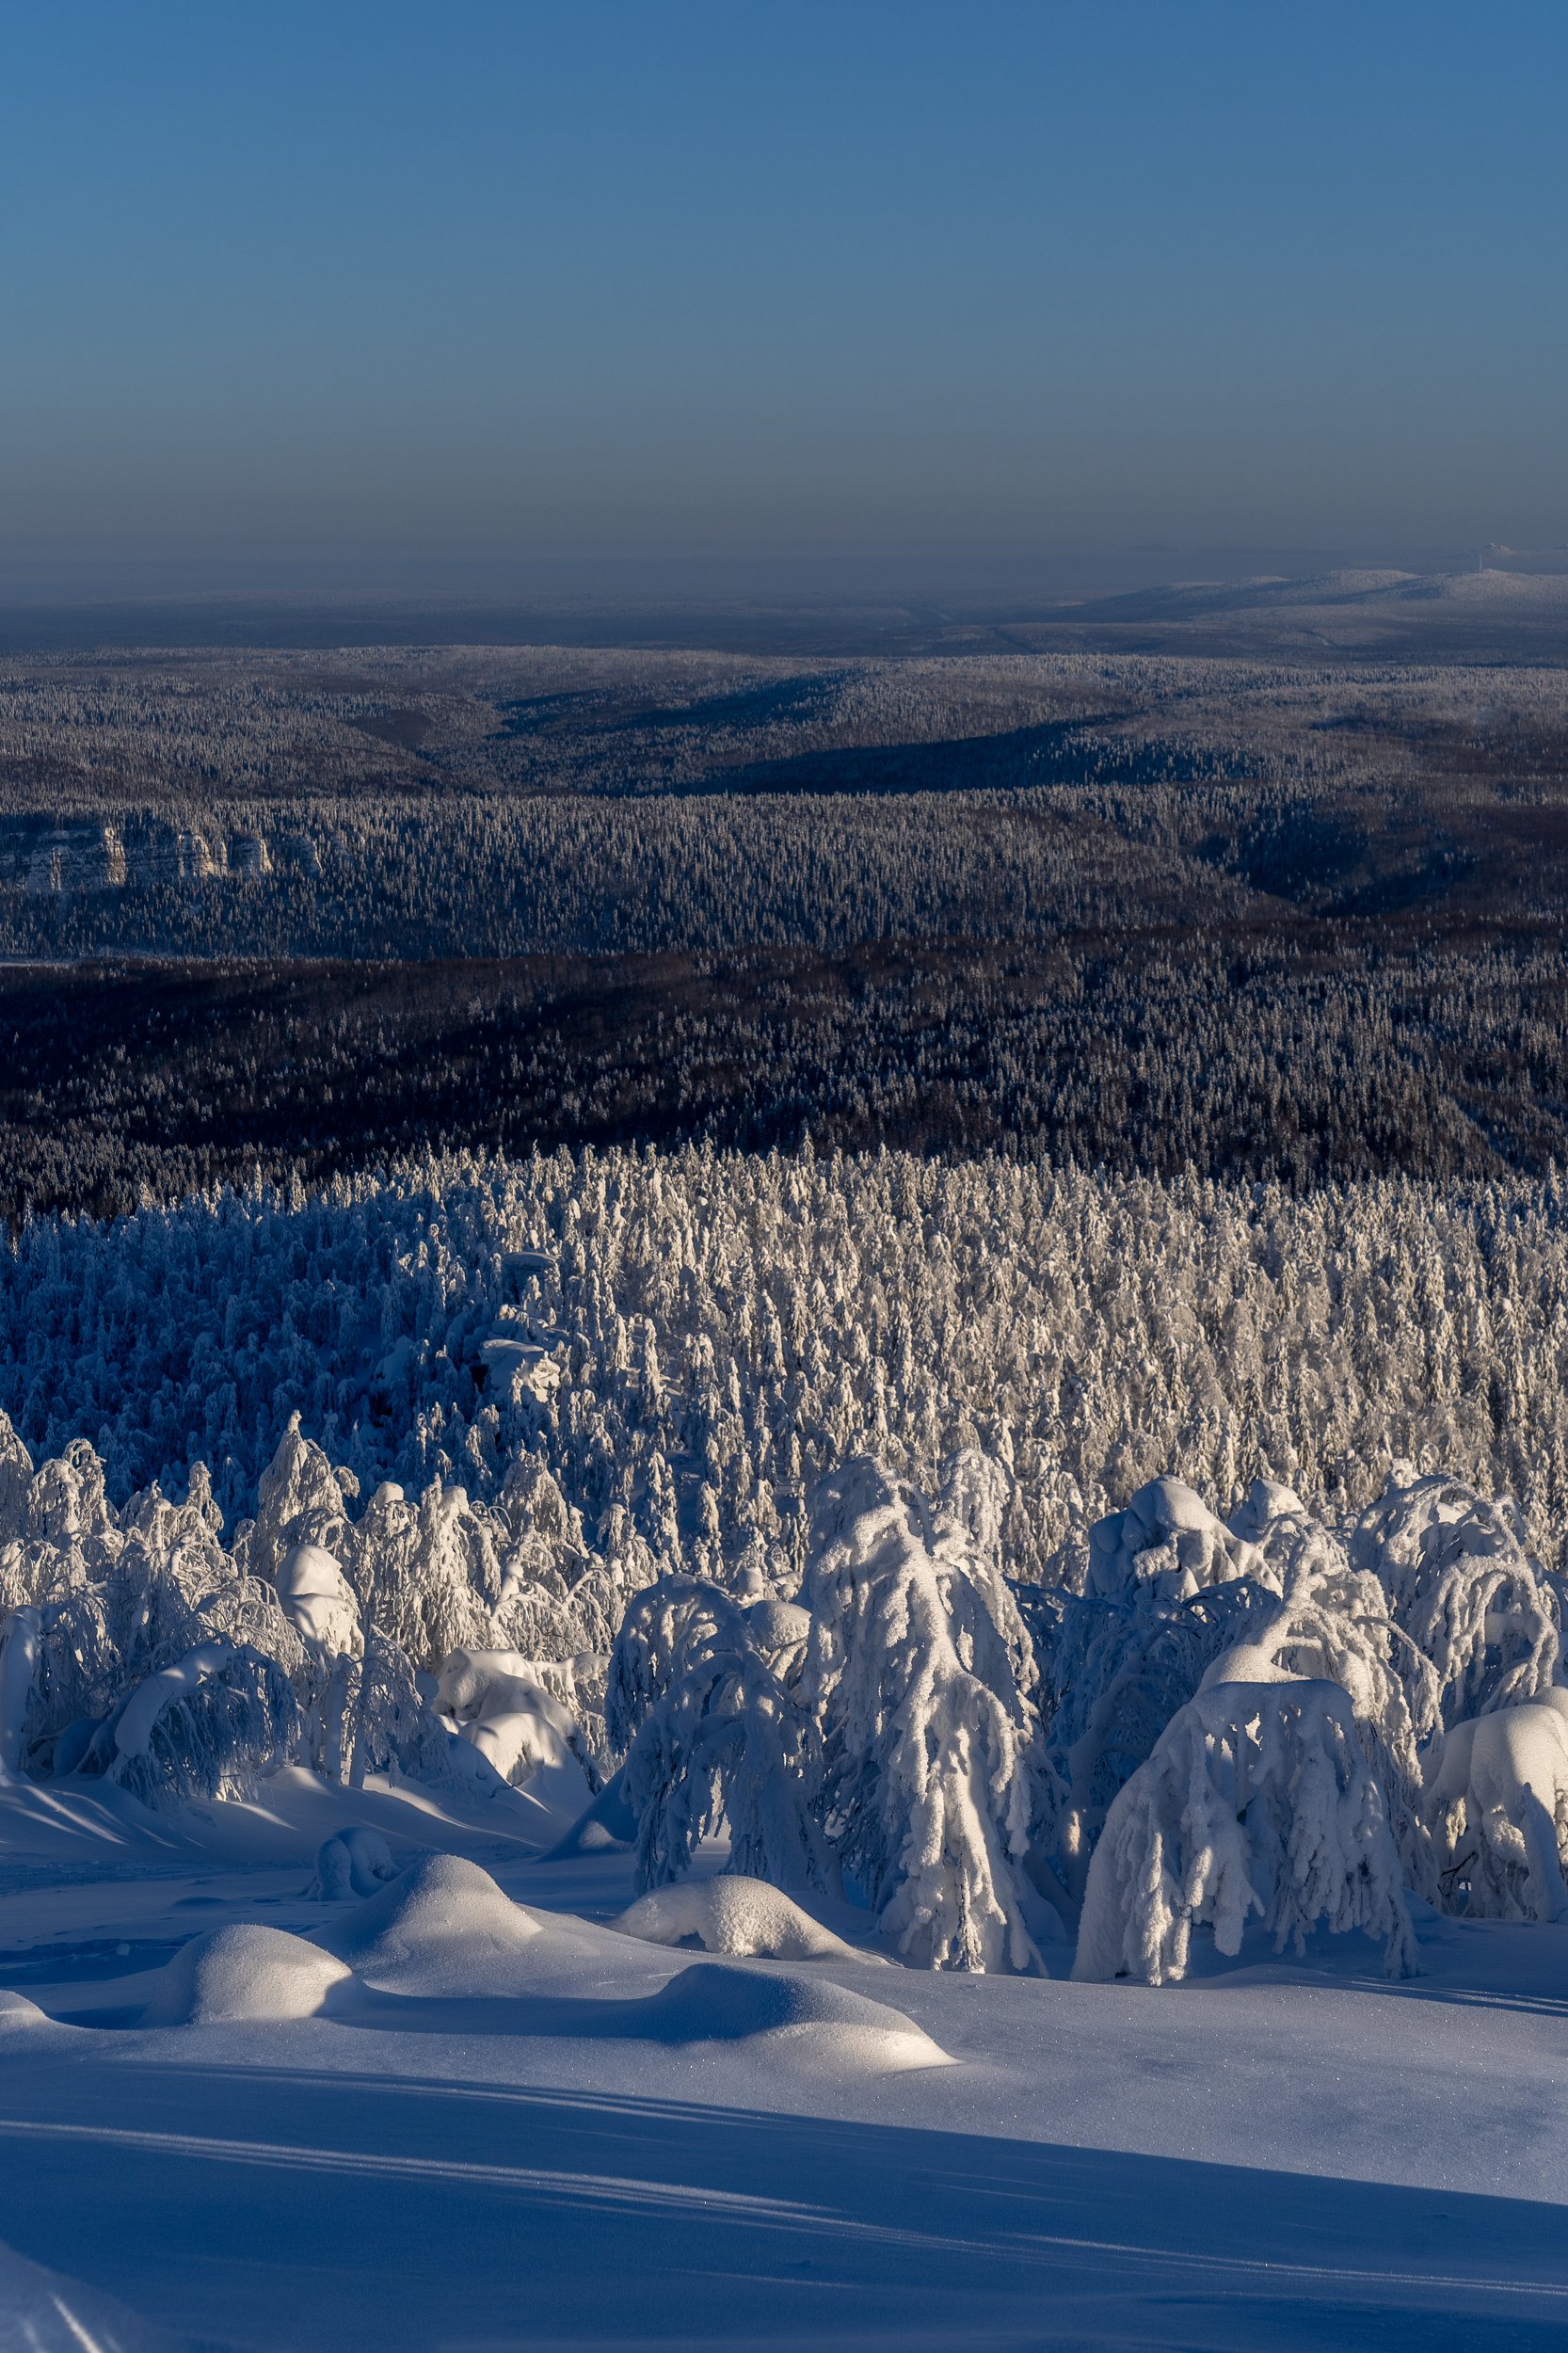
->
[311,1826,397,1900]
[612,1876,875,1963]
[1423,1689,1568,1921]
[1073,1677,1417,1985]
[0,1443,314,1784]
[804,1458,1048,1972]
[85,1643,299,1811]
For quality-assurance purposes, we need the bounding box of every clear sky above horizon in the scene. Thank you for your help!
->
[2,1,1565,584]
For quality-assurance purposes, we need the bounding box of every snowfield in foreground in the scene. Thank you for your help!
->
[2,1772,1568,2353]
[6,1149,1568,2345]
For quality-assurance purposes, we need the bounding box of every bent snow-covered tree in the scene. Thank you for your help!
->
[607,1577,823,1892]
[804,1458,1048,1973]
[1347,1469,1560,1735]
[1073,1674,1417,1986]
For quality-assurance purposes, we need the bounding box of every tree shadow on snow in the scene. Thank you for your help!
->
[0,2058,1561,2351]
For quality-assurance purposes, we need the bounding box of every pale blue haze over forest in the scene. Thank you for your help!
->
[1,0,1564,582]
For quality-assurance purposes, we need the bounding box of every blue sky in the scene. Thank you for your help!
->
[2,1,1564,579]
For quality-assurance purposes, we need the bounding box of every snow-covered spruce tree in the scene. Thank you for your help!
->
[235,1415,358,1584]
[1072,1674,1417,1985]
[606,1577,824,1893]
[1045,1476,1436,1913]
[1346,1468,1560,1735]
[803,1458,1051,1972]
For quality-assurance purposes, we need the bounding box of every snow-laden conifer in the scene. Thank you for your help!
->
[1073,1677,1417,1985]
[803,1459,1046,1972]
[607,1578,824,1893]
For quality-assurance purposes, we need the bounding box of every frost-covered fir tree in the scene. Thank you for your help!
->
[803,1458,1050,1972]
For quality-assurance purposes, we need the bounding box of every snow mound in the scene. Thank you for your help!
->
[435,1648,584,1787]
[311,1825,397,1899]
[0,2235,180,2350]
[743,1598,812,1657]
[1088,1476,1261,1601]
[141,1923,351,2026]
[613,1876,883,1963]
[321,1853,544,1984]
[642,1961,952,2074]
[0,1986,71,2040]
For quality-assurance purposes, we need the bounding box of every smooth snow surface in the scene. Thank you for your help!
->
[613,1875,885,1962]
[4,1783,1568,2347]
[0,2236,176,2352]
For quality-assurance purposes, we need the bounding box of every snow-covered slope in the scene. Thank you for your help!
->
[5,1152,1568,2340]
[2,1827,1567,2349]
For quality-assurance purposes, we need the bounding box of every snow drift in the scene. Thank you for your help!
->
[141,1924,351,2026]
[321,1854,545,1989]
[612,1877,881,1963]
[634,1962,952,2074]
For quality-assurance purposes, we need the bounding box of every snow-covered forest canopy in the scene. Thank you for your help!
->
[7,1141,1568,1981]
[8,640,1568,1220]
[5,643,1568,962]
